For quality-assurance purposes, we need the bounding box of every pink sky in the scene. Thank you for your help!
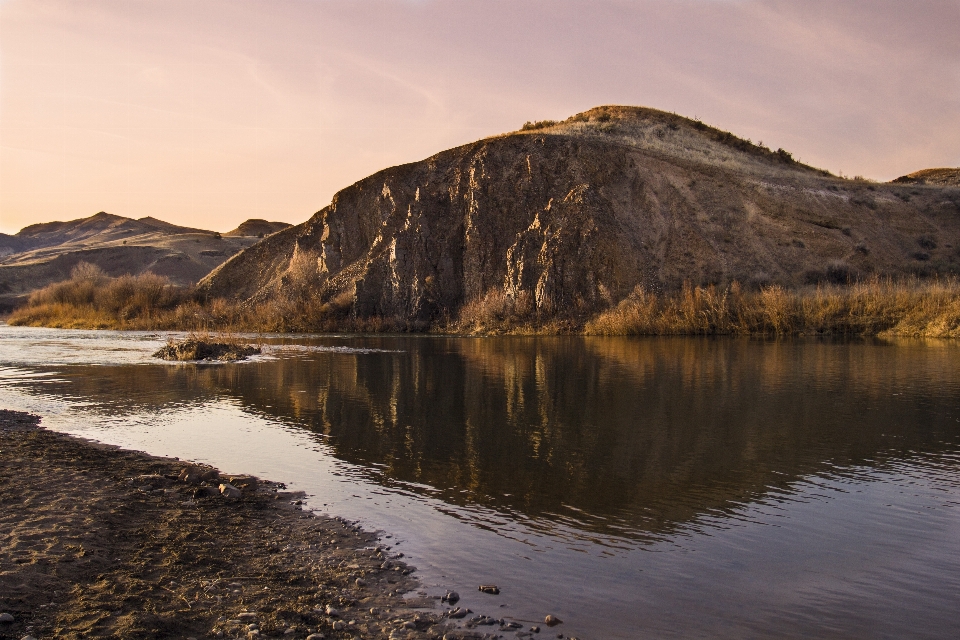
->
[1,0,958,234]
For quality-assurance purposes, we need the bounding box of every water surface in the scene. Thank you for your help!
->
[2,327,959,638]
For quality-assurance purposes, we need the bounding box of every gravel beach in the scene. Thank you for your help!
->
[0,410,502,640]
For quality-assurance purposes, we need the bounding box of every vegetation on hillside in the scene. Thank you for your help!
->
[7,262,960,338]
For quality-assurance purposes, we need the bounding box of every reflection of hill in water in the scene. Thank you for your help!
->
[45,338,960,540]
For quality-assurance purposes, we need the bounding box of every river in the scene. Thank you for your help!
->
[2,327,959,638]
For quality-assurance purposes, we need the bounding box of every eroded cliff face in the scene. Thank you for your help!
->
[199,106,960,323]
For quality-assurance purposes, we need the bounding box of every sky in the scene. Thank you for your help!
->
[0,0,958,234]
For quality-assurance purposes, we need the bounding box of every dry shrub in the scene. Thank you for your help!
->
[586,277,960,337]
[456,289,535,332]
[9,262,190,329]
[11,265,960,337]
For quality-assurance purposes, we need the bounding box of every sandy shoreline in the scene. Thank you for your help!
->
[0,410,507,640]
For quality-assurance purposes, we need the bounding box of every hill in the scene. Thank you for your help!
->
[892,168,960,187]
[0,213,275,312]
[198,105,960,328]
[224,219,291,238]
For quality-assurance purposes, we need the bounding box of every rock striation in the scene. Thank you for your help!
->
[199,106,960,324]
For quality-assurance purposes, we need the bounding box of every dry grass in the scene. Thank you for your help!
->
[7,263,189,330]
[455,289,537,333]
[9,265,960,337]
[584,278,960,338]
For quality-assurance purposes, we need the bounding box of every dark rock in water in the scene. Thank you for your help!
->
[478,585,500,595]
[153,339,260,362]
[544,614,562,627]
[441,590,460,604]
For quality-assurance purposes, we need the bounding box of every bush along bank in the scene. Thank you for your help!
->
[8,264,960,338]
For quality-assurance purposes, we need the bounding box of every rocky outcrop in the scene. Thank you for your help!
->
[199,106,960,324]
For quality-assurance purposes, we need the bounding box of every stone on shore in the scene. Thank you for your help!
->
[219,482,242,499]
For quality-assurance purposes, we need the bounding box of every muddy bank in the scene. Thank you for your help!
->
[0,410,512,640]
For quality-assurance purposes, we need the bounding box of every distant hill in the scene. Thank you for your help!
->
[0,213,273,312]
[224,219,291,238]
[892,168,960,187]
[199,105,960,326]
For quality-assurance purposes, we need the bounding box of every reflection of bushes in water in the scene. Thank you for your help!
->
[585,277,960,337]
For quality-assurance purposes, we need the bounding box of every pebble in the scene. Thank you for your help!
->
[441,591,460,604]
[21,636,37,640]
[237,612,257,621]
[545,615,562,626]
[478,584,500,595]
[531,625,541,633]
[355,578,367,587]
[194,485,220,498]
[325,605,339,617]
[284,628,296,635]
[220,482,242,499]
[0,613,13,622]
[331,620,345,631]
[306,635,325,640]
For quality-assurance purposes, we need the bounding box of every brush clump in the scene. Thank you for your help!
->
[153,333,261,361]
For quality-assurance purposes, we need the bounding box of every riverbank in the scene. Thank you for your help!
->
[0,410,497,640]
[7,268,960,337]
